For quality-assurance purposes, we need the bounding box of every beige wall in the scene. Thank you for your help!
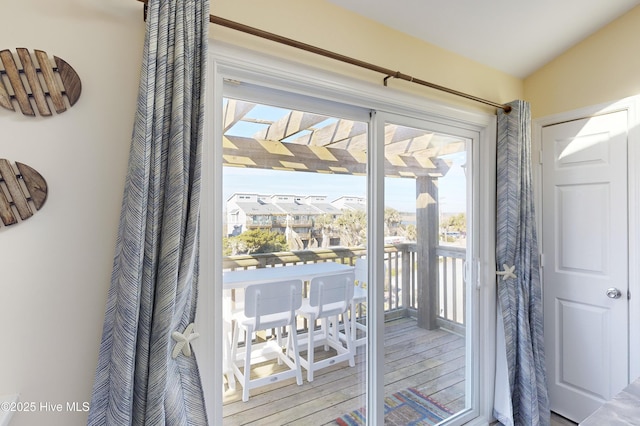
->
[0,1,143,425]
[0,1,526,426]
[525,5,640,118]
[213,0,523,113]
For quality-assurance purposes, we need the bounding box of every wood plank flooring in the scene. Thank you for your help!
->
[223,317,465,425]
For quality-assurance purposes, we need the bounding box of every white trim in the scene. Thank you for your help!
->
[478,114,498,425]
[194,50,224,424]
[368,110,385,426]
[532,95,640,386]
[200,40,497,425]
[212,41,493,130]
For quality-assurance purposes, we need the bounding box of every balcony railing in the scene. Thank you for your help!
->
[223,243,466,333]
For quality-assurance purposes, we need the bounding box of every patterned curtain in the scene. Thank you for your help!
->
[88,0,209,424]
[494,100,550,426]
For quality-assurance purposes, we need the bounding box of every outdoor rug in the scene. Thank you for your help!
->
[336,388,453,426]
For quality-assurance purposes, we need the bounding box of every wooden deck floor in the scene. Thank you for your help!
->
[223,317,466,425]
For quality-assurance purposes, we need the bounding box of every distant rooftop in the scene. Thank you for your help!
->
[227,192,367,216]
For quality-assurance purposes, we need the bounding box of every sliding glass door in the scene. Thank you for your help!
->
[376,112,474,425]
[207,76,482,425]
[220,85,369,424]
[200,49,495,425]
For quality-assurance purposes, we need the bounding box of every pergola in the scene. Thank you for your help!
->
[221,99,467,330]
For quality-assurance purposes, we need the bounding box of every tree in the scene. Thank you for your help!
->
[224,228,288,255]
[442,212,466,233]
[402,224,417,242]
[333,209,367,247]
[384,207,402,236]
[313,213,335,233]
[441,212,466,242]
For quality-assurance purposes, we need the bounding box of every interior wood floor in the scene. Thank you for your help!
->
[223,317,466,425]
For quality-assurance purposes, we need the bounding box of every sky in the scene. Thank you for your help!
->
[223,154,467,213]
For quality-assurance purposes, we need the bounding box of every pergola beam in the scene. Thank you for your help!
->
[223,103,467,161]
[291,119,368,147]
[223,135,451,177]
[254,110,328,141]
[223,99,256,132]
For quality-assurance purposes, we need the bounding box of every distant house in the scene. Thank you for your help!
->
[300,195,342,218]
[226,193,352,247]
[267,194,322,235]
[226,193,285,236]
[331,195,366,212]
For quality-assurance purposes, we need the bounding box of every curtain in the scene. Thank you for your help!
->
[88,0,209,424]
[494,100,550,426]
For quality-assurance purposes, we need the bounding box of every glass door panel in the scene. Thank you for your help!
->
[382,119,471,423]
[221,96,368,424]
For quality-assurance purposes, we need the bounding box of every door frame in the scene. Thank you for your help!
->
[197,40,498,425]
[532,95,640,387]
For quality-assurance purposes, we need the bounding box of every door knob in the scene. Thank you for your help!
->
[606,287,622,299]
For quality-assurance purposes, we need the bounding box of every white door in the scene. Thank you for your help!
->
[542,110,629,422]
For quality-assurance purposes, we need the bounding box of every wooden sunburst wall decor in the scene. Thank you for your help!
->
[0,159,48,227]
[0,48,81,116]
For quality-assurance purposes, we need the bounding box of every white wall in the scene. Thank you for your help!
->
[0,1,143,424]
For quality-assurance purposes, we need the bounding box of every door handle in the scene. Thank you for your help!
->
[606,287,622,299]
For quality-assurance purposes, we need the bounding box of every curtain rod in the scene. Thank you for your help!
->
[136,0,511,113]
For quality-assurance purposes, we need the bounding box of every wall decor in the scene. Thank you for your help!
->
[0,48,81,116]
[0,159,48,227]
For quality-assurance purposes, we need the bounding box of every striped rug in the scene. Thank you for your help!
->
[336,388,453,426]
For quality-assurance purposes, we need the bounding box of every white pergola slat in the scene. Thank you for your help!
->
[253,110,329,141]
[223,99,256,132]
[222,99,465,179]
[223,135,451,177]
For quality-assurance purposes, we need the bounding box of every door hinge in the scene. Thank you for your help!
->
[539,253,544,268]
